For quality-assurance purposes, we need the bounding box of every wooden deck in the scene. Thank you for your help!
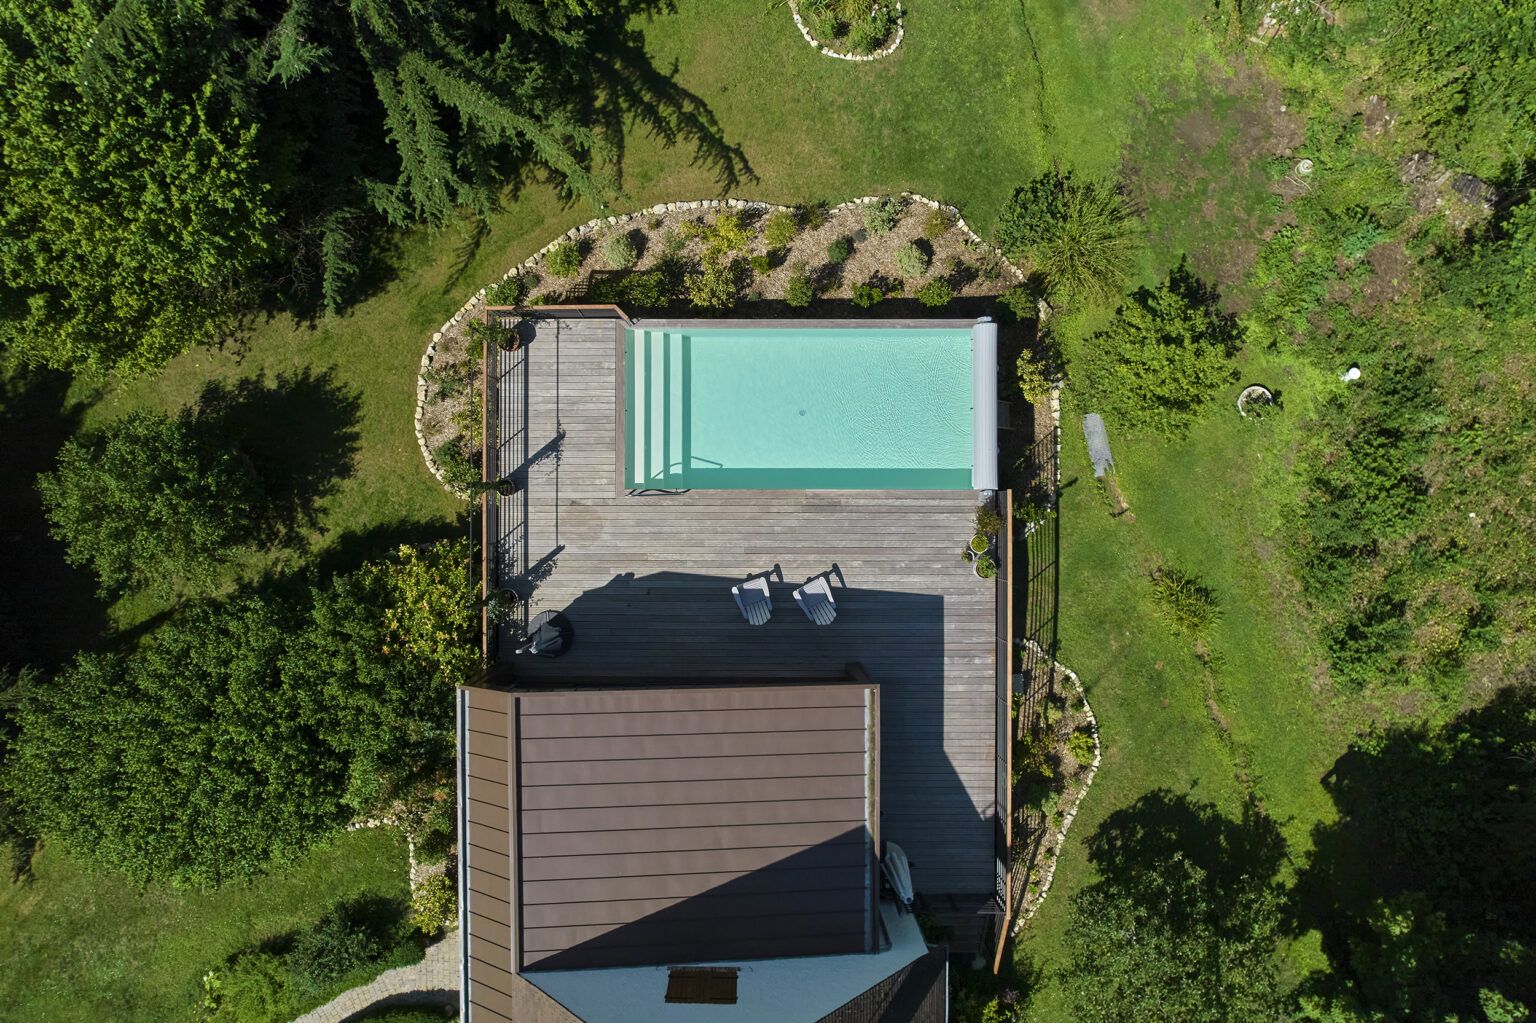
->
[485,314,996,896]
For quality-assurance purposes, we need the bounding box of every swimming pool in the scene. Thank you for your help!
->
[624,322,997,490]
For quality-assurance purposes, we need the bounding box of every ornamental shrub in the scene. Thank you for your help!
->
[915,278,954,308]
[287,910,380,994]
[485,275,526,306]
[826,236,853,264]
[1014,732,1053,786]
[202,951,295,1023]
[762,210,799,251]
[602,232,639,270]
[924,207,953,241]
[702,212,750,257]
[686,255,742,310]
[997,168,1137,302]
[748,253,772,276]
[202,898,421,1021]
[896,241,931,278]
[626,269,676,307]
[863,196,903,236]
[432,440,479,492]
[1067,728,1096,764]
[996,284,1036,323]
[1017,347,1053,403]
[410,873,458,936]
[1150,567,1221,637]
[847,17,884,55]
[785,266,814,308]
[975,503,1004,537]
[851,280,885,308]
[545,241,582,278]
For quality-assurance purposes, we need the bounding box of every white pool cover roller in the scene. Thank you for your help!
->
[971,318,998,490]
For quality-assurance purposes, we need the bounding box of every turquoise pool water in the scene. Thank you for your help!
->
[625,326,975,490]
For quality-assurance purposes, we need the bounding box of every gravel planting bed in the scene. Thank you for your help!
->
[417,194,1027,496]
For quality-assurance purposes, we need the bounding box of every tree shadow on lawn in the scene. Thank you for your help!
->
[436,1,760,298]
[582,2,757,197]
[1290,688,1536,1018]
[1084,788,1290,906]
[0,366,110,671]
[192,368,363,555]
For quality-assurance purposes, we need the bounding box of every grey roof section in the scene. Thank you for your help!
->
[483,312,998,898]
[460,682,880,980]
[522,900,934,1023]
[815,946,949,1023]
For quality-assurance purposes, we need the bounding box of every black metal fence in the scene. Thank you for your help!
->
[994,490,1014,912]
[1015,427,1061,732]
[991,425,1061,966]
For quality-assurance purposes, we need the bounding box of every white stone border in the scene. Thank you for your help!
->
[1012,641,1102,931]
[416,193,1025,495]
[788,1,905,61]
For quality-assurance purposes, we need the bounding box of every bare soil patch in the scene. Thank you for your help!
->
[1123,59,1303,303]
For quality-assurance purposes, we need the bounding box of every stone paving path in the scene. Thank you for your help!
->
[292,929,459,1023]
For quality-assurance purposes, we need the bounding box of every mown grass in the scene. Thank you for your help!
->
[6,0,1358,1018]
[0,829,407,1023]
[1015,343,1345,1017]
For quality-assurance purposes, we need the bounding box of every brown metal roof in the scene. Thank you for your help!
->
[460,681,880,989]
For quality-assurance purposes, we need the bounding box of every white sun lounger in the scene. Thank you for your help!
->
[793,576,837,625]
[731,576,773,625]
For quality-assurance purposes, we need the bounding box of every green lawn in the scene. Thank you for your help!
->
[0,829,408,1023]
[5,0,1356,1018]
[1014,343,1347,1017]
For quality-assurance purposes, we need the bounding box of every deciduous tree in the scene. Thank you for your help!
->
[1076,263,1239,434]
[284,541,478,814]
[6,600,348,886]
[36,411,261,596]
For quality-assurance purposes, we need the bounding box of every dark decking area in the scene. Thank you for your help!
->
[483,313,997,897]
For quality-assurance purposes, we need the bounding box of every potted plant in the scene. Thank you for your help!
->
[494,319,524,352]
[467,476,519,498]
[969,533,991,556]
[470,317,524,352]
[974,502,1004,538]
[484,588,517,625]
[975,553,997,580]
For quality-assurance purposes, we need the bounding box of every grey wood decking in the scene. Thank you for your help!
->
[486,314,996,896]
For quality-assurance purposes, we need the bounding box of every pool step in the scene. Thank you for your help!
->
[629,330,687,488]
